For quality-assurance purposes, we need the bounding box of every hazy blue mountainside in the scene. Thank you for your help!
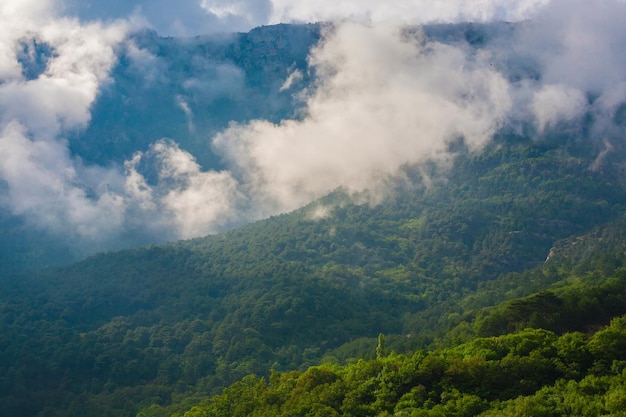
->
[0,21,524,274]
[70,21,517,169]
[69,24,321,169]
[2,134,626,416]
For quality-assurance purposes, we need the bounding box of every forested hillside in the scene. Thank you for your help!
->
[2,134,626,416]
[163,318,626,417]
[149,220,626,417]
[0,20,528,274]
[4,2,626,416]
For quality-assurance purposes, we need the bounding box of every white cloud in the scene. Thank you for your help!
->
[0,122,126,241]
[0,0,55,80]
[214,23,511,212]
[176,95,195,133]
[510,0,626,134]
[522,0,626,93]
[279,68,303,92]
[125,40,165,85]
[121,140,245,239]
[151,140,244,238]
[199,0,266,22]
[532,84,587,132]
[0,5,128,136]
[66,0,272,36]
[0,0,130,250]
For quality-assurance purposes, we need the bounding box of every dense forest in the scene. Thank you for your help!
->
[2,132,626,416]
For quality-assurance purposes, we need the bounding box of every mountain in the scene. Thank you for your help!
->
[0,21,527,275]
[3,20,626,417]
[74,21,518,169]
[69,24,321,169]
[2,130,626,416]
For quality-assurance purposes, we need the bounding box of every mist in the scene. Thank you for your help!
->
[214,23,511,212]
[2,0,626,264]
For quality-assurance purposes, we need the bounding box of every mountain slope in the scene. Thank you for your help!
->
[156,228,626,417]
[1,134,626,416]
[0,21,535,274]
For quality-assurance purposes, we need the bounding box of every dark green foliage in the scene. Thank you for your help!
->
[468,254,626,340]
[2,136,626,416]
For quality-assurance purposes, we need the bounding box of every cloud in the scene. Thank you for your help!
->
[214,23,511,212]
[150,140,244,238]
[66,0,272,36]
[0,0,251,252]
[532,84,587,132]
[121,140,244,239]
[0,0,130,251]
[520,0,626,93]
[200,0,272,24]
[508,0,626,137]
[125,40,166,85]
[279,68,303,92]
[0,122,126,243]
[176,95,195,133]
[0,2,128,136]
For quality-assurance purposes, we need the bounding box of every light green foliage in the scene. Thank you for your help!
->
[168,318,626,417]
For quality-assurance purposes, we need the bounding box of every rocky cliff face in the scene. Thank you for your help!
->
[69,24,321,169]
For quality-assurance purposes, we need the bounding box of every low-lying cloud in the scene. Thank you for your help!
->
[125,140,244,238]
[509,0,626,138]
[214,23,511,212]
[0,0,131,252]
